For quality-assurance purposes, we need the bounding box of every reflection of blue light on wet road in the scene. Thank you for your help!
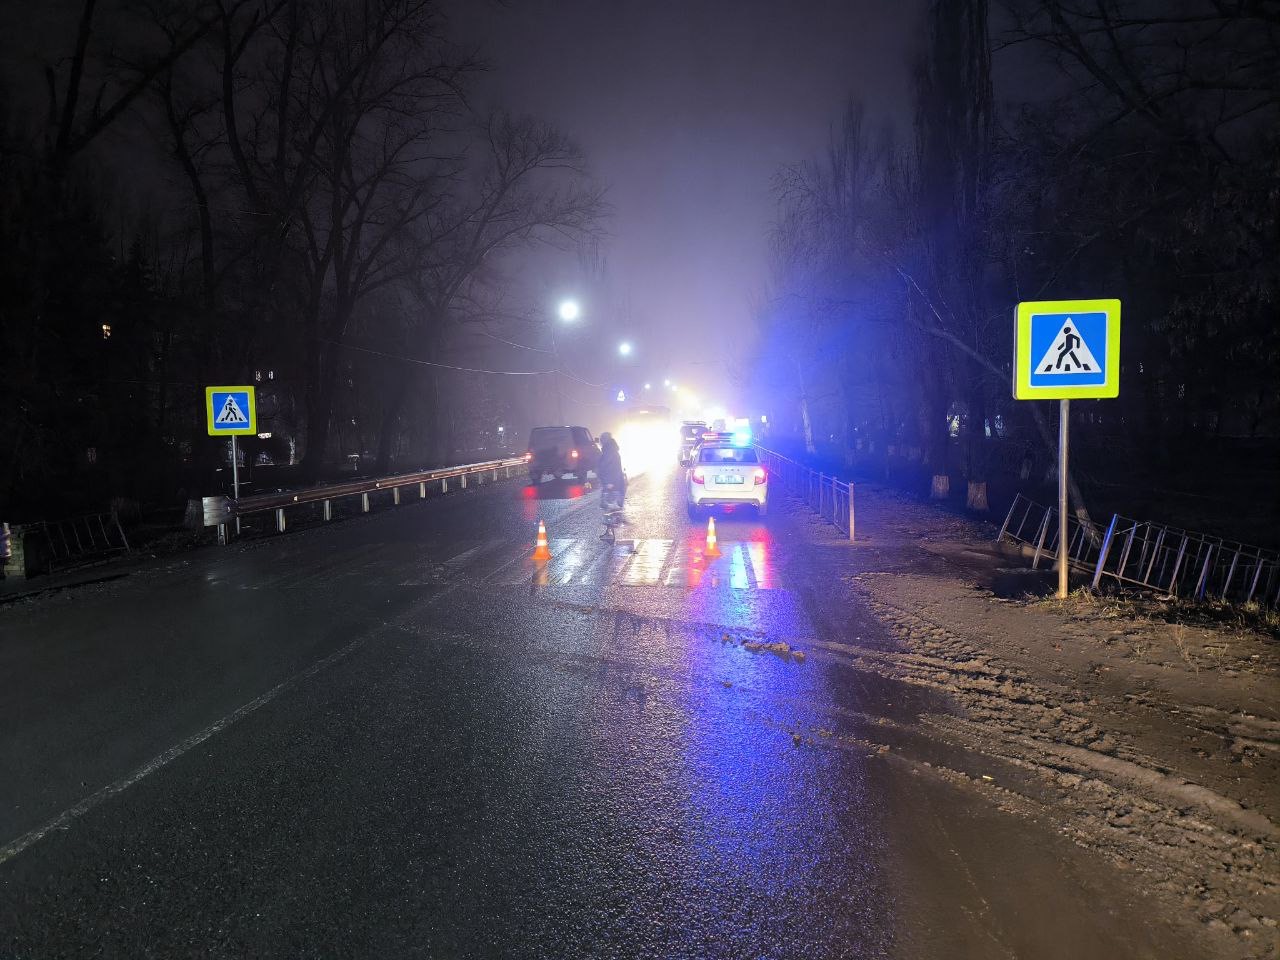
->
[728,545,750,589]
[745,540,772,589]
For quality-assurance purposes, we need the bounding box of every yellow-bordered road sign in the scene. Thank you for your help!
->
[205,385,257,436]
[1013,299,1120,400]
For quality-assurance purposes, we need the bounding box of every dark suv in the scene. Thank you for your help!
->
[526,426,601,483]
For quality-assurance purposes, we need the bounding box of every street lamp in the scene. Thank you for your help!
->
[551,298,582,422]
[643,382,651,390]
[618,341,633,357]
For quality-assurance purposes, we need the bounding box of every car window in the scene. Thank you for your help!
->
[699,446,759,464]
[571,427,593,446]
[529,427,571,449]
[680,424,705,439]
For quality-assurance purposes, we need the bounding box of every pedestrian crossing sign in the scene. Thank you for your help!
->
[205,385,257,435]
[1013,299,1120,399]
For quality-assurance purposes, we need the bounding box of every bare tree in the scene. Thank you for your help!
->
[365,111,606,471]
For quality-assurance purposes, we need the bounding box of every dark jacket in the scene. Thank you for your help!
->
[598,439,625,488]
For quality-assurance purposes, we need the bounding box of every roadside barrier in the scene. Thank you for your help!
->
[755,447,855,540]
[2,513,132,576]
[996,493,1106,575]
[997,493,1280,607]
[203,455,529,543]
[1091,514,1280,607]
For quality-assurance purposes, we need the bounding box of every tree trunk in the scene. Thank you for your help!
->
[301,337,341,480]
[374,367,413,474]
[966,481,988,510]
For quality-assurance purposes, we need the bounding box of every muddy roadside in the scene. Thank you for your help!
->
[788,481,1279,957]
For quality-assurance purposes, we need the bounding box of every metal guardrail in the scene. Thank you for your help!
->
[997,493,1280,608]
[203,455,529,542]
[756,447,855,540]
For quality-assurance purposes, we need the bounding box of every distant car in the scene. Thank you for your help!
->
[687,442,767,518]
[526,426,600,483]
[678,421,708,464]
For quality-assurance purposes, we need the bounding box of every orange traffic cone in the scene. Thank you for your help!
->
[705,516,721,557]
[533,520,551,560]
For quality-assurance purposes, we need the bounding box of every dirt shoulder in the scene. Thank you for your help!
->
[805,482,1280,956]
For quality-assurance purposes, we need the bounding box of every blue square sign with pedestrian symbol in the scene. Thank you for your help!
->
[1013,299,1120,400]
[205,385,257,436]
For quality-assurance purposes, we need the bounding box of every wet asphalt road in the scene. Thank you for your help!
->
[0,465,1205,958]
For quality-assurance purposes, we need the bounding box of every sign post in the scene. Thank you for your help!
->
[1013,299,1120,598]
[205,386,257,536]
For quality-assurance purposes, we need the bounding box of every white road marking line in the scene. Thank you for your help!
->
[0,586,459,867]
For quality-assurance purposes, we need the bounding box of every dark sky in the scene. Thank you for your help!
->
[453,0,922,408]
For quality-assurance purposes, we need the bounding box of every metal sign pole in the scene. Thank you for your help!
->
[231,435,241,535]
[1058,398,1070,599]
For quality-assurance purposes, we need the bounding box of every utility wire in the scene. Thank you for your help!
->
[324,339,604,387]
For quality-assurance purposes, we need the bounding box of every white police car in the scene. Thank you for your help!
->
[686,440,767,518]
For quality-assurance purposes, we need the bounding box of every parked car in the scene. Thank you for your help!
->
[525,426,601,483]
[678,420,708,465]
[686,441,768,518]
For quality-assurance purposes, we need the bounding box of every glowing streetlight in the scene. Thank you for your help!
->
[618,341,633,357]
[663,378,671,387]
[558,299,580,322]
[643,382,651,390]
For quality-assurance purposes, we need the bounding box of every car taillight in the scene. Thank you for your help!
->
[692,467,705,484]
[753,468,766,485]
[524,451,532,460]
[570,448,579,459]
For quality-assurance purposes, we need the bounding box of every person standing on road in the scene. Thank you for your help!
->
[597,432,626,508]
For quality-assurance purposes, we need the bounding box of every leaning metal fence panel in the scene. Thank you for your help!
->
[997,493,1280,608]
[996,493,1107,575]
[1089,514,1280,607]
[31,513,131,570]
[756,447,854,540]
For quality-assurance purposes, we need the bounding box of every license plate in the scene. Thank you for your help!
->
[715,475,744,484]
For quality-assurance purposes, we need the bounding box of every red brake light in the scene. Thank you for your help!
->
[570,448,579,459]
[753,467,766,485]
[692,466,705,484]
[524,451,532,460]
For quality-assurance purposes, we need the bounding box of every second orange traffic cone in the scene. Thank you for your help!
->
[533,520,551,560]
[704,516,721,557]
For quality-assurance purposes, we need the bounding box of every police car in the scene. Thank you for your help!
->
[686,435,767,518]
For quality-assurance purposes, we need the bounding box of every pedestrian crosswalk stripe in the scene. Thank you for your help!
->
[517,538,776,589]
